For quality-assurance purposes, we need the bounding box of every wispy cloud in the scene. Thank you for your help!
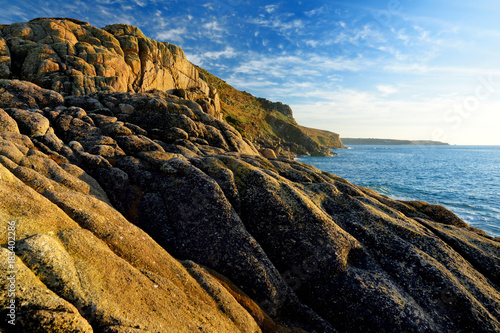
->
[199,20,229,42]
[304,5,328,17]
[227,52,364,82]
[186,46,238,66]
[132,0,146,7]
[205,46,238,59]
[156,27,188,43]
[376,85,399,96]
[384,64,500,77]
[249,17,304,33]
[264,4,278,14]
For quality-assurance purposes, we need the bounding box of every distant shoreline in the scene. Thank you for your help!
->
[341,138,449,146]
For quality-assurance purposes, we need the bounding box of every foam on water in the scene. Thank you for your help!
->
[298,145,500,237]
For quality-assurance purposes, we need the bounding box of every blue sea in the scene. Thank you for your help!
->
[297,145,500,237]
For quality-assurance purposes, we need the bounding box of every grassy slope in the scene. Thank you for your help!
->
[300,126,345,148]
[196,66,344,152]
[196,66,294,141]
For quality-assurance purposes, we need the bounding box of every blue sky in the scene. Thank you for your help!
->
[2,0,500,144]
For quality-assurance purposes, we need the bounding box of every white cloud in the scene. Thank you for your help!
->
[384,64,500,77]
[229,52,364,82]
[264,4,278,14]
[186,46,238,66]
[202,3,214,11]
[376,85,399,96]
[132,0,146,7]
[156,27,188,43]
[224,76,279,89]
[310,23,388,49]
[204,46,238,59]
[250,17,304,32]
[202,20,224,32]
[305,40,319,48]
[390,27,410,44]
[198,20,229,42]
[304,6,328,17]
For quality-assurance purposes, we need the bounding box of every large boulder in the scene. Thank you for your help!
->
[4,108,50,136]
[0,37,10,79]
[0,79,64,109]
[0,108,19,133]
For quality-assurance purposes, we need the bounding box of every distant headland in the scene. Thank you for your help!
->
[341,138,449,145]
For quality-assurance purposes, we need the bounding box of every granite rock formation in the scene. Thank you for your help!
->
[0,18,222,121]
[0,18,344,157]
[0,78,499,332]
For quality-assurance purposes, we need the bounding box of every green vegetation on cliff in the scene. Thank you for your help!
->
[196,66,289,140]
[300,125,345,148]
[196,66,343,156]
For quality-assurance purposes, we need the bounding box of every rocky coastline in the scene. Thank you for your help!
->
[0,18,499,332]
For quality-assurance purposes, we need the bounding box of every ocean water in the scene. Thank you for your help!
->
[297,145,500,237]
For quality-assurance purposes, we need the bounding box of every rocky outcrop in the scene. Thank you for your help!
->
[0,18,222,120]
[0,79,302,332]
[265,115,335,157]
[257,97,294,118]
[300,125,345,149]
[1,78,499,332]
[0,152,263,333]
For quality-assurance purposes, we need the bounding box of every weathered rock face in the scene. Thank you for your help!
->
[257,97,294,118]
[265,115,334,157]
[0,18,222,120]
[0,80,289,332]
[1,78,499,332]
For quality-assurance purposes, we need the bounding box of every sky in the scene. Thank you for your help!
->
[1,0,500,145]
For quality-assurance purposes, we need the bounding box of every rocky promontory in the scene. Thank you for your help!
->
[0,18,499,333]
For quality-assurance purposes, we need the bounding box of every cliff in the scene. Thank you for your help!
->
[196,66,342,157]
[0,18,499,333]
[299,126,345,149]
